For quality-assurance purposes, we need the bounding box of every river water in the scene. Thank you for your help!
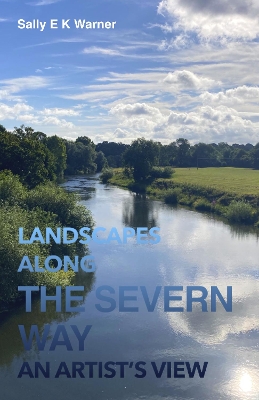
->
[1,175,259,400]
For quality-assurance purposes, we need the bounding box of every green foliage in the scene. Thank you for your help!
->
[0,125,56,187]
[44,135,67,178]
[109,168,259,228]
[178,195,194,207]
[0,171,94,309]
[0,170,26,206]
[124,138,159,181]
[0,206,74,306]
[193,198,212,211]
[225,200,256,223]
[164,188,182,204]
[65,139,97,175]
[100,169,114,183]
[150,166,175,179]
[96,151,108,172]
[96,141,129,168]
[26,182,94,228]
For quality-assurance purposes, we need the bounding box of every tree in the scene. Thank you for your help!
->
[65,140,97,174]
[124,138,159,181]
[0,126,56,187]
[44,135,67,178]
[175,138,191,167]
[96,141,129,167]
[251,143,259,169]
[95,151,108,172]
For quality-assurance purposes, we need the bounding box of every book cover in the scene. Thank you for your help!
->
[1,1,259,400]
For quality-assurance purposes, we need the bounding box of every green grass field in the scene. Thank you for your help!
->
[172,168,259,196]
[107,167,259,225]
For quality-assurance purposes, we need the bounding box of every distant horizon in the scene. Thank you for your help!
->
[1,0,259,144]
[1,123,258,147]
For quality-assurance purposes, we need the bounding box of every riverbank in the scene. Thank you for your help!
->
[0,171,94,311]
[106,168,259,227]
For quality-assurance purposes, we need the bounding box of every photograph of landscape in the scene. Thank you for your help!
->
[0,0,259,399]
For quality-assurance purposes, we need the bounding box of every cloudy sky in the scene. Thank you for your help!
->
[1,0,259,143]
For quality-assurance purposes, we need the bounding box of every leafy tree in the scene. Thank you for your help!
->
[44,135,67,178]
[96,141,129,167]
[0,126,55,187]
[175,138,191,167]
[0,124,7,133]
[124,138,159,181]
[191,142,221,167]
[252,143,259,169]
[65,140,97,174]
[95,151,108,172]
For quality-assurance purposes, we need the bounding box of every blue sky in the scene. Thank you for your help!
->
[1,0,259,143]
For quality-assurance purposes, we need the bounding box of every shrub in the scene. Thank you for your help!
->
[100,169,114,183]
[225,200,256,223]
[193,198,212,212]
[0,206,75,307]
[178,195,194,207]
[150,167,175,179]
[0,170,26,206]
[164,188,182,204]
[26,182,94,229]
[0,172,94,309]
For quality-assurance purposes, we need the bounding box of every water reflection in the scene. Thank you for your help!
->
[229,224,259,240]
[122,193,158,228]
[223,367,259,399]
[0,271,95,368]
[1,175,259,400]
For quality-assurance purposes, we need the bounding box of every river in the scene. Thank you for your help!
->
[1,174,259,400]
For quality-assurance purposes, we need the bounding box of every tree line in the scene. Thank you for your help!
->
[97,138,259,170]
[0,124,108,188]
[1,123,259,187]
[0,124,97,310]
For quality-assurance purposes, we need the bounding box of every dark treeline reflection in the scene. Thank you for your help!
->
[228,223,259,240]
[122,193,158,229]
[0,270,95,368]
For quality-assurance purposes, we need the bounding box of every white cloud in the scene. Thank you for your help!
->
[163,70,218,90]
[82,47,122,56]
[0,76,50,98]
[40,107,80,116]
[113,128,129,139]
[158,0,259,41]
[41,116,74,128]
[0,102,33,119]
[158,34,192,50]
[110,102,163,118]
[0,101,75,130]
[200,85,259,106]
[147,22,174,33]
[109,101,259,144]
[27,0,61,5]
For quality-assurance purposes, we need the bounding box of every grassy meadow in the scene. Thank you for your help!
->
[172,167,259,196]
[106,167,259,226]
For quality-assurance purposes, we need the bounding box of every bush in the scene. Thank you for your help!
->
[0,170,26,206]
[26,182,94,229]
[150,167,175,179]
[193,198,212,212]
[0,172,95,309]
[0,206,74,307]
[100,169,114,183]
[164,188,182,204]
[178,195,194,207]
[225,200,256,223]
